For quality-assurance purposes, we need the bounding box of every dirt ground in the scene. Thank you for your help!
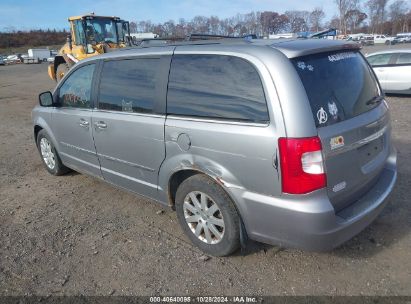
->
[0,56,410,297]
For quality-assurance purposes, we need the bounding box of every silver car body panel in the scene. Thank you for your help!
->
[32,39,397,251]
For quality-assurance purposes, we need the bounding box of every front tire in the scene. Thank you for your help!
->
[175,174,240,256]
[36,130,69,176]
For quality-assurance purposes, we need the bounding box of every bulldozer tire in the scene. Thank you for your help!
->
[56,63,70,82]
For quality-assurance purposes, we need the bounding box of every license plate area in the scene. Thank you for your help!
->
[357,136,384,166]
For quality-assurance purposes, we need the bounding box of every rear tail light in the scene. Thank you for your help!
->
[278,137,326,194]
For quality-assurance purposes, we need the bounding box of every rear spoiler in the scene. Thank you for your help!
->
[270,40,361,58]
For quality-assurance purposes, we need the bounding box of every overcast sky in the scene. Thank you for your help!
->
[0,0,341,30]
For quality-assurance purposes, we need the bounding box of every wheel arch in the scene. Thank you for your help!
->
[32,116,59,152]
[168,168,204,208]
[167,167,249,246]
[34,125,43,143]
[166,166,246,225]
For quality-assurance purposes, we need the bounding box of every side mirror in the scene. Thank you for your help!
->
[39,91,54,107]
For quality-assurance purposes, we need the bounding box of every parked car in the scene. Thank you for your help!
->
[373,34,395,45]
[366,50,411,94]
[32,39,397,256]
[360,35,374,46]
[0,56,5,65]
[5,54,20,64]
[395,33,411,43]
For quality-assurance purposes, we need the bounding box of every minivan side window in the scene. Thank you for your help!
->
[98,58,159,113]
[167,54,269,123]
[58,64,95,108]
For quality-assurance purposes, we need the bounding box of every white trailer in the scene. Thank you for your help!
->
[27,48,50,62]
[129,32,159,44]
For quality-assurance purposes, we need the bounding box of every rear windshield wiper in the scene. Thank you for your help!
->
[366,95,384,106]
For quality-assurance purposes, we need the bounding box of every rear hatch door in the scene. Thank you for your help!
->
[292,50,391,212]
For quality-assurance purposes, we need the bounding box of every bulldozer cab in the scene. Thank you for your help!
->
[49,14,130,82]
[71,15,121,54]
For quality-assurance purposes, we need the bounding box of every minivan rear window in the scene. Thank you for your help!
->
[292,51,381,127]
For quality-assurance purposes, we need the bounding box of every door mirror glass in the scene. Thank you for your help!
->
[39,91,54,107]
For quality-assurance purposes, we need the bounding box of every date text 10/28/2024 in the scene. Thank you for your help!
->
[149,296,258,303]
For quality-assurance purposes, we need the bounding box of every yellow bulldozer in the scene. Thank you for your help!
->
[49,13,131,81]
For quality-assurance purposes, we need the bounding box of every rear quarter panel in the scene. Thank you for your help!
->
[158,46,289,205]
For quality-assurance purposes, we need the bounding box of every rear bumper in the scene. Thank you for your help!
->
[232,148,397,251]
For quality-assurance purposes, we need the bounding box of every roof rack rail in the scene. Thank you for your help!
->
[120,33,257,50]
[186,33,241,41]
[133,37,185,46]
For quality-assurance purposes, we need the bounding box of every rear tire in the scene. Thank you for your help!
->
[175,174,240,256]
[56,63,70,82]
[36,130,70,176]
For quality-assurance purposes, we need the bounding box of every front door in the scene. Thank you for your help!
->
[52,63,102,178]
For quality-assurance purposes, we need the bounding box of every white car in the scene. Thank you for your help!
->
[373,35,395,45]
[366,50,411,94]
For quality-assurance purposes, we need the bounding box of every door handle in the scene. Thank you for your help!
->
[79,119,89,128]
[95,121,107,129]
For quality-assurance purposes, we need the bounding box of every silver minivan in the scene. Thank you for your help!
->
[33,39,397,256]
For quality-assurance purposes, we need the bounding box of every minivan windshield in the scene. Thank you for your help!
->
[292,51,381,127]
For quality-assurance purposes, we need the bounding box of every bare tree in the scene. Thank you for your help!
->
[389,0,409,34]
[309,8,325,32]
[162,20,175,37]
[272,14,290,33]
[129,22,137,33]
[260,11,274,36]
[260,12,290,35]
[209,16,220,34]
[125,5,409,39]
[345,9,367,33]
[334,0,359,34]
[192,16,209,33]
[366,0,389,33]
[285,11,309,32]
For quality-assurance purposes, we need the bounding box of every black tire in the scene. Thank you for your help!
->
[56,63,70,82]
[36,129,70,176]
[175,174,240,256]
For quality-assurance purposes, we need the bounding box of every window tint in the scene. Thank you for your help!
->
[397,53,411,64]
[98,58,159,113]
[367,54,392,66]
[59,64,95,108]
[167,55,268,122]
[292,51,381,128]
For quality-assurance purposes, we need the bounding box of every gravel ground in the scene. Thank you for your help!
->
[0,57,410,296]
